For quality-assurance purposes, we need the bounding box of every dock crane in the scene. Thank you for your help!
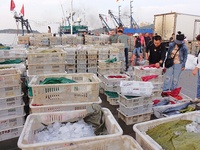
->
[108,9,124,28]
[99,14,111,34]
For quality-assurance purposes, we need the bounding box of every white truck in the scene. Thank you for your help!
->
[154,12,200,41]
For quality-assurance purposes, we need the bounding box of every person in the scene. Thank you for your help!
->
[145,35,166,67]
[48,26,51,33]
[191,34,200,102]
[117,29,130,71]
[162,31,188,92]
[139,33,146,60]
[131,33,142,66]
[169,33,175,43]
[82,31,87,45]
[108,29,118,44]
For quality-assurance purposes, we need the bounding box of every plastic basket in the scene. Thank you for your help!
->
[120,81,154,97]
[87,68,97,74]
[0,126,23,142]
[29,73,101,103]
[77,55,87,60]
[63,47,77,55]
[0,84,22,98]
[87,54,97,60]
[133,111,200,150]
[119,93,152,107]
[0,50,27,59]
[77,59,87,64]
[88,59,97,64]
[117,108,152,125]
[66,54,76,60]
[30,97,102,113]
[66,64,76,73]
[18,108,123,150]
[103,74,130,87]
[97,67,121,75]
[104,92,119,106]
[0,64,26,74]
[170,92,192,103]
[98,54,109,60]
[77,68,87,73]
[57,135,143,150]
[134,74,164,83]
[0,94,23,109]
[133,66,163,77]
[98,60,122,69]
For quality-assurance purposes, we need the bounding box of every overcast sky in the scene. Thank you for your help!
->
[1,0,200,33]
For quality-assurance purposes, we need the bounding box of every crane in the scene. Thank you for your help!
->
[99,14,111,34]
[108,9,124,28]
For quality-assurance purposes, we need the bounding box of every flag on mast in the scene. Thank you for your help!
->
[20,4,24,16]
[10,0,16,11]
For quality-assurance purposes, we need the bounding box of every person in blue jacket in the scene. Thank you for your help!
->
[162,31,188,92]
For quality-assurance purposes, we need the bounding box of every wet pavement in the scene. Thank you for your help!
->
[0,69,197,150]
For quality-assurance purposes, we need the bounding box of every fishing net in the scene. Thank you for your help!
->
[147,120,200,150]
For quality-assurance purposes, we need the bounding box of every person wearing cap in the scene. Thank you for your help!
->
[117,29,130,71]
[162,31,188,92]
[131,33,142,66]
[191,34,200,102]
[145,35,166,67]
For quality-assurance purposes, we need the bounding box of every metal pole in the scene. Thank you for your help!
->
[70,0,73,35]
[130,0,133,28]
[118,5,121,25]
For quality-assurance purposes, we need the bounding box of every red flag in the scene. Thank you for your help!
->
[10,0,16,11]
[20,4,24,16]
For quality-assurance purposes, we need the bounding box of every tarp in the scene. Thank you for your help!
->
[123,28,153,34]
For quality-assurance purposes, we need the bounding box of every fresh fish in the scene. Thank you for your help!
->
[162,102,192,115]
[154,99,170,106]
[163,111,181,117]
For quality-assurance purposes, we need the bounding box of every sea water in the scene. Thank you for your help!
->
[0,33,18,45]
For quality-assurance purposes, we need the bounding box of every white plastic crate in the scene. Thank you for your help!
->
[120,81,154,97]
[133,111,200,150]
[28,63,66,75]
[30,97,102,113]
[77,63,87,68]
[102,82,120,93]
[152,82,163,90]
[0,50,27,59]
[152,90,162,98]
[66,64,76,73]
[29,73,101,104]
[66,54,76,60]
[98,53,109,60]
[87,54,97,60]
[77,59,87,64]
[0,68,21,87]
[18,108,123,150]
[109,48,119,54]
[117,109,152,125]
[66,59,76,64]
[0,126,23,142]
[0,84,22,98]
[88,59,97,64]
[119,93,152,107]
[0,115,25,130]
[87,68,97,73]
[134,74,164,83]
[119,102,153,116]
[56,135,143,150]
[87,49,98,55]
[133,66,163,77]
[103,74,130,87]
[0,63,26,74]
[98,67,121,75]
[87,63,97,68]
[98,60,122,69]
[27,49,66,64]
[104,93,119,106]
[77,55,87,59]
[170,92,192,103]
[63,47,77,55]
[77,68,87,73]
[0,94,23,109]
[0,104,24,119]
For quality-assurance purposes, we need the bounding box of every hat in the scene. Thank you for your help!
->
[175,31,185,45]
[133,33,139,37]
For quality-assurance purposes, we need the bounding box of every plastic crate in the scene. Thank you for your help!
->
[87,54,97,60]
[88,59,97,64]
[27,49,66,64]
[77,64,87,68]
[0,126,23,142]
[0,68,21,88]
[28,63,66,75]
[77,68,87,73]
[77,55,87,59]
[0,115,25,130]
[66,54,76,60]
[0,64,26,74]
[77,59,87,64]
[152,82,163,90]
[119,102,153,116]
[0,84,22,98]
[109,48,119,54]
[97,67,121,75]
[117,109,152,125]
[98,48,109,54]
[66,64,76,73]
[87,64,97,68]
[170,92,192,103]
[56,135,143,150]
[119,93,152,107]
[133,66,163,77]
[152,90,162,98]
[30,97,102,113]
[103,74,130,87]
[18,108,123,150]
[120,81,154,97]
[98,53,109,60]
[98,60,122,69]
[87,49,98,55]
[134,74,164,83]
[0,104,25,119]
[87,68,97,73]
[77,49,87,55]
[63,47,77,55]
[104,92,119,106]
[29,73,101,103]
[0,50,27,59]
[133,111,200,150]
[0,94,23,109]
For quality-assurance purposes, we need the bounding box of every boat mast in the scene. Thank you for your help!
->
[70,0,73,35]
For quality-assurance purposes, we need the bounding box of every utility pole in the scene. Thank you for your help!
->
[130,0,133,28]
[70,0,73,35]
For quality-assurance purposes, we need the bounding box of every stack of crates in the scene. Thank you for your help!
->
[133,66,164,97]
[117,81,154,125]
[27,48,66,76]
[65,47,77,73]
[0,68,25,141]
[87,48,98,73]
[77,48,87,73]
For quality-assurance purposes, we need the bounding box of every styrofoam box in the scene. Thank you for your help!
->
[104,93,119,106]
[0,115,25,130]
[0,104,24,119]
[134,74,164,83]
[133,66,163,77]
[0,126,23,142]
[103,74,130,87]
[119,93,152,107]
[27,49,66,64]
[57,135,143,150]
[0,94,23,109]
[0,84,22,98]
[29,73,101,104]
[120,81,154,97]
[98,60,122,69]
[30,97,102,113]
[0,68,21,88]
[28,63,66,75]
[117,109,152,125]
[133,111,200,150]
[97,67,121,76]
[170,92,192,103]
[119,102,153,116]
[18,108,123,150]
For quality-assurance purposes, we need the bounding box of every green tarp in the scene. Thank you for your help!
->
[39,77,76,84]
